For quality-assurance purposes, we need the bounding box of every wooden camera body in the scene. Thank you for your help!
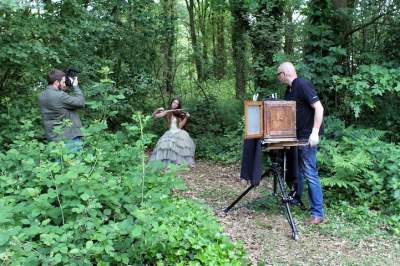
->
[244,100,297,142]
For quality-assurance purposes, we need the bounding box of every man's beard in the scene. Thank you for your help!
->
[58,84,66,91]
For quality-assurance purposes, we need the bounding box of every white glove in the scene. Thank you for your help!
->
[252,93,259,101]
[309,128,320,147]
[72,77,79,87]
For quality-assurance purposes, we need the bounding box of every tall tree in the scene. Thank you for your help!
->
[196,0,211,79]
[350,0,398,66]
[161,0,177,93]
[185,0,204,81]
[331,0,356,74]
[284,5,294,55]
[303,0,340,92]
[304,0,355,81]
[211,0,227,79]
[249,0,284,90]
[230,0,249,99]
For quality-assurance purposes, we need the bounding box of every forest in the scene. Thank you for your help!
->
[0,0,399,264]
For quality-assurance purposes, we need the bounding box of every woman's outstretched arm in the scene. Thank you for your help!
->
[153,107,167,118]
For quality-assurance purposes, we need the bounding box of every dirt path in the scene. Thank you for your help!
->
[179,161,400,266]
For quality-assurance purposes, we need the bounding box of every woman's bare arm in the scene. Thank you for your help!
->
[152,107,167,118]
[178,113,190,128]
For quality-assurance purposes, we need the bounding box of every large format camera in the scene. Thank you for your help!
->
[64,67,81,87]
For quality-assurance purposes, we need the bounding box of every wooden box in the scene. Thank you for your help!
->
[244,100,296,141]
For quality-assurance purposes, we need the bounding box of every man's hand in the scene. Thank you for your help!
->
[72,77,79,87]
[309,127,320,147]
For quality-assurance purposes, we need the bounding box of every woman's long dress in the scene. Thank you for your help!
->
[150,116,195,166]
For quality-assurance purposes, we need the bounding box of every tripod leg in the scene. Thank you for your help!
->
[224,185,255,213]
[272,164,278,196]
[274,168,299,240]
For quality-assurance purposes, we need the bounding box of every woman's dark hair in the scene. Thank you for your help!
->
[166,97,186,127]
[169,98,182,109]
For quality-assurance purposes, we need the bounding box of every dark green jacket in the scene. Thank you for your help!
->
[39,85,85,141]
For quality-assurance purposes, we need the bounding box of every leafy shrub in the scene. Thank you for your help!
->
[319,116,400,234]
[0,116,247,265]
[194,124,243,164]
[185,96,243,135]
[0,94,43,151]
[184,97,244,164]
[331,65,400,118]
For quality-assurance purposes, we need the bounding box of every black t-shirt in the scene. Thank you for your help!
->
[284,77,323,139]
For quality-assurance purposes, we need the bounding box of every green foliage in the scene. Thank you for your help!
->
[331,65,400,118]
[319,116,400,234]
[0,1,161,103]
[0,93,43,150]
[248,0,284,90]
[85,67,127,123]
[184,96,244,163]
[302,0,347,92]
[195,125,243,164]
[0,115,247,264]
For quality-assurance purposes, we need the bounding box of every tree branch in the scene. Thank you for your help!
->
[344,7,395,38]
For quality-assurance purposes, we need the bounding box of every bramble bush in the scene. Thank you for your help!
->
[0,115,247,265]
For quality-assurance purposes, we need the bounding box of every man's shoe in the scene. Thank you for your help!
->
[305,216,324,225]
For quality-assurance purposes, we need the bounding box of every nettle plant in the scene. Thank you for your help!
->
[0,114,246,265]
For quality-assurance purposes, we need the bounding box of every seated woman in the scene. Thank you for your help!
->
[149,98,195,166]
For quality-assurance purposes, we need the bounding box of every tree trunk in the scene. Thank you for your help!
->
[284,7,294,55]
[332,0,356,74]
[230,0,248,100]
[196,0,210,79]
[250,1,284,89]
[161,0,176,93]
[185,0,204,81]
[212,8,226,79]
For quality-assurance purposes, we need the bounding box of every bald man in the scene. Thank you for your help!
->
[277,62,325,225]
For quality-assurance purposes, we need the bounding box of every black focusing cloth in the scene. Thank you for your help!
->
[240,139,263,185]
[240,139,299,187]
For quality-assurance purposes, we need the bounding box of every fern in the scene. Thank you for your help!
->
[321,176,359,190]
[319,121,400,210]
[343,126,386,142]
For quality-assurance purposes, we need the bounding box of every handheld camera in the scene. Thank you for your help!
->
[64,67,81,87]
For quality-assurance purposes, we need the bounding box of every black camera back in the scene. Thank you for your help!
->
[64,67,81,87]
